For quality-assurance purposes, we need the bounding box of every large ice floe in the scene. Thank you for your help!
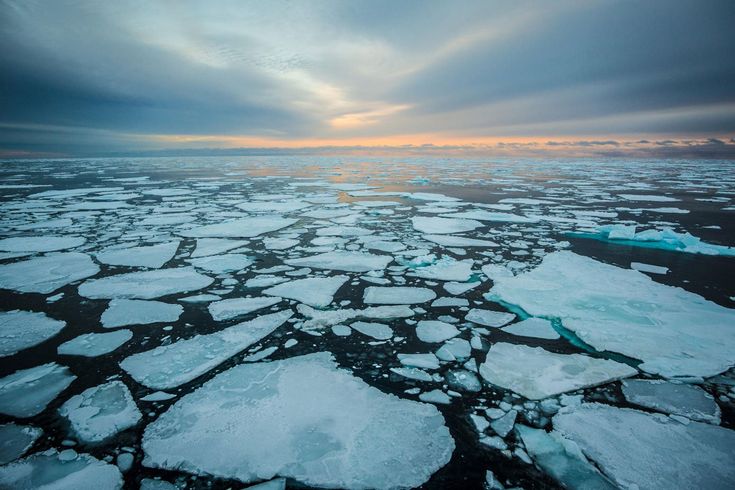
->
[101,299,183,328]
[0,449,123,489]
[179,216,297,238]
[0,236,85,252]
[121,310,292,389]
[263,275,348,307]
[57,330,132,357]
[141,352,454,488]
[486,251,735,378]
[552,403,735,489]
[285,251,392,272]
[0,363,76,417]
[95,241,180,268]
[0,252,100,294]
[480,343,637,399]
[576,225,735,256]
[208,296,282,321]
[78,267,213,299]
[59,381,142,443]
[0,310,65,357]
[363,286,436,304]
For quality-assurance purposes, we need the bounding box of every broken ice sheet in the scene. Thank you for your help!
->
[101,299,182,328]
[0,424,43,465]
[363,286,436,304]
[208,296,282,321]
[57,330,133,357]
[0,449,123,489]
[142,352,454,489]
[0,363,77,417]
[263,275,348,307]
[621,379,720,423]
[0,310,65,357]
[0,252,100,294]
[79,267,213,299]
[96,241,180,268]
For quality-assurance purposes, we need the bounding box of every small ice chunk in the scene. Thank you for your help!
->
[263,275,348,307]
[435,338,471,361]
[446,370,481,392]
[101,299,182,328]
[490,409,517,437]
[443,281,481,295]
[0,253,99,294]
[58,330,132,357]
[479,343,636,400]
[298,304,413,330]
[96,241,179,269]
[331,325,352,336]
[350,321,393,340]
[0,449,123,489]
[621,379,720,423]
[419,389,452,404]
[121,311,292,389]
[59,381,142,442]
[187,254,253,273]
[617,193,679,202]
[0,310,65,357]
[416,320,460,343]
[413,257,474,282]
[501,317,560,340]
[390,367,434,382]
[0,363,77,417]
[466,309,515,327]
[208,297,282,321]
[141,352,454,488]
[398,353,441,370]
[431,297,469,307]
[630,262,669,275]
[363,286,436,305]
[411,216,483,234]
[0,424,42,465]
[285,251,392,272]
[79,267,213,299]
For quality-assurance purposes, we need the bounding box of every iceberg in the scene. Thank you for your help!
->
[79,267,213,299]
[141,352,454,489]
[479,343,636,400]
[0,310,65,357]
[121,311,292,389]
[487,251,735,378]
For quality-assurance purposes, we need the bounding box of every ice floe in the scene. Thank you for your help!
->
[0,253,100,294]
[96,241,180,268]
[621,379,720,423]
[0,449,123,489]
[350,321,393,340]
[190,238,249,257]
[101,299,183,328]
[141,352,454,488]
[479,343,637,399]
[180,217,297,238]
[465,308,515,328]
[363,286,436,304]
[411,216,483,234]
[416,320,460,343]
[412,257,474,281]
[0,424,42,465]
[79,267,213,299]
[0,363,77,417]
[0,310,65,357]
[208,296,282,321]
[263,275,348,307]
[285,251,392,272]
[57,330,133,357]
[187,253,253,273]
[500,317,560,340]
[0,236,86,253]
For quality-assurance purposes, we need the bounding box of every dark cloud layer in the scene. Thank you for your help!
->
[0,0,733,157]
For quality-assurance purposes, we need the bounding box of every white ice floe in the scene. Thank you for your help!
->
[390,367,433,381]
[297,304,414,330]
[141,352,454,489]
[440,210,538,223]
[0,252,100,294]
[420,390,452,405]
[350,321,393,340]
[465,308,515,328]
[586,225,735,256]
[487,251,735,378]
[79,267,213,299]
[263,237,299,250]
[630,261,669,274]
[412,257,474,282]
[617,193,680,202]
[188,253,253,273]
[501,317,560,340]
[0,310,65,357]
[431,297,469,307]
[553,403,735,489]
[0,449,123,489]
[479,343,636,400]
[190,238,249,258]
[0,236,86,253]
[101,299,183,328]
[236,200,309,213]
[121,311,292,389]
[0,363,77,417]
[180,217,297,238]
[59,381,142,443]
[436,338,471,362]
[411,216,483,234]
[285,251,392,272]
[363,286,436,305]
[263,275,348,307]
[0,424,42,465]
[422,234,498,247]
[416,320,460,343]
[57,330,133,357]
[621,379,720,423]
[516,425,616,490]
[208,297,282,321]
[443,281,481,295]
[96,241,180,269]
[398,353,441,370]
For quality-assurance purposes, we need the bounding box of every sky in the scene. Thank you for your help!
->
[1,0,734,158]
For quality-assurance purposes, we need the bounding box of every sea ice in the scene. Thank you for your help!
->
[263,275,348,307]
[487,251,735,378]
[412,257,474,281]
[0,449,123,489]
[553,403,735,489]
[208,297,282,321]
[297,304,414,330]
[350,321,393,340]
[58,330,133,357]
[583,225,735,256]
[0,363,77,417]
[59,381,142,443]
[96,241,180,268]
[0,236,86,253]
[180,217,297,238]
[363,286,436,304]
[0,252,100,294]
[398,353,441,370]
[416,320,460,343]
[79,267,213,299]
[188,253,253,273]
[0,310,65,357]
[465,308,515,328]
[621,379,720,423]
[190,238,249,258]
[630,262,669,275]
[501,317,560,340]
[101,299,183,328]
[479,343,637,400]
[617,193,680,202]
[422,234,498,247]
[285,251,392,272]
[121,311,292,389]
[411,216,483,234]
[0,424,42,465]
[141,352,454,489]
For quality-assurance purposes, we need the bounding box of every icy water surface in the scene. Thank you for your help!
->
[0,156,734,489]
